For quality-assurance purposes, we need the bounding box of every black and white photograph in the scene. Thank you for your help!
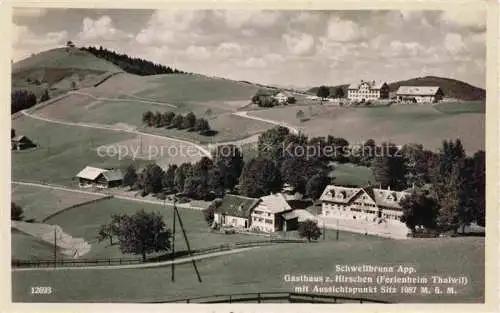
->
[5,2,497,309]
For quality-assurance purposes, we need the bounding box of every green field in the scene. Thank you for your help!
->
[434,101,486,114]
[11,184,105,222]
[135,74,260,103]
[12,115,137,186]
[331,163,375,187]
[12,234,484,303]
[11,229,65,261]
[44,197,260,259]
[249,103,485,154]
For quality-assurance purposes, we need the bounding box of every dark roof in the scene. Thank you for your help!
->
[287,199,313,211]
[215,194,261,218]
[12,135,28,142]
[102,169,124,182]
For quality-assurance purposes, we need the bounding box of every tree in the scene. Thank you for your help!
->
[171,114,184,129]
[306,173,330,200]
[280,157,322,194]
[213,145,244,191]
[162,164,178,192]
[182,112,196,129]
[40,89,50,102]
[372,143,408,190]
[204,199,222,227]
[11,129,15,139]
[97,223,114,245]
[334,87,345,99]
[11,202,23,221]
[467,151,485,227]
[298,220,321,242]
[431,139,470,233]
[142,111,154,126]
[123,165,138,188]
[71,81,77,90]
[257,126,290,164]
[400,190,439,233]
[204,108,213,117]
[162,111,175,126]
[153,111,163,127]
[117,210,171,261]
[316,86,330,102]
[141,163,164,194]
[174,163,193,192]
[239,157,281,198]
[194,118,211,134]
[296,110,305,121]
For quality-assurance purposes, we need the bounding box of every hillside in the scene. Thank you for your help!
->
[308,76,485,101]
[81,46,186,76]
[12,47,123,98]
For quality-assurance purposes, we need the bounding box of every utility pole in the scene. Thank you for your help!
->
[53,226,57,268]
[322,220,325,241]
[336,219,339,241]
[171,198,176,282]
[170,197,202,283]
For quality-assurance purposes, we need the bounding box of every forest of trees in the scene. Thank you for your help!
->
[81,46,186,76]
[142,110,212,135]
[120,123,484,236]
[122,144,244,200]
[11,89,51,114]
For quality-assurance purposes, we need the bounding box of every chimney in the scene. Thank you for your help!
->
[387,186,391,191]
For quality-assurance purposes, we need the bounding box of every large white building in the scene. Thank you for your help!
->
[347,80,389,101]
[396,86,444,103]
[319,185,411,222]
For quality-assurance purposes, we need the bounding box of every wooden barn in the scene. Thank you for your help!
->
[75,166,124,189]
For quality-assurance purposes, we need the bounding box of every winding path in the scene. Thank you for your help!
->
[232,111,300,135]
[12,247,257,271]
[69,90,177,108]
[20,110,211,158]
[12,181,206,211]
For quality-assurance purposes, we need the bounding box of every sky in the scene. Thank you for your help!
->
[12,8,486,88]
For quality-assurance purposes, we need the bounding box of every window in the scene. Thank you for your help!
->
[265,219,273,224]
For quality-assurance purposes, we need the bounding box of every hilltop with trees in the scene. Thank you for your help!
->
[81,46,186,76]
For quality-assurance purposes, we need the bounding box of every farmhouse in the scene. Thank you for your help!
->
[273,91,294,104]
[11,135,36,150]
[347,80,389,101]
[320,185,411,222]
[75,166,124,188]
[214,193,307,233]
[396,86,444,103]
[213,194,260,229]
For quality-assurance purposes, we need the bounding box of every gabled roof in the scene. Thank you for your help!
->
[102,169,124,182]
[319,185,362,204]
[372,188,410,209]
[348,81,387,90]
[258,193,293,213]
[12,135,27,142]
[215,194,261,218]
[320,184,411,209]
[76,166,108,180]
[396,86,441,96]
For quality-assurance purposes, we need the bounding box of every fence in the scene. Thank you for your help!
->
[153,292,391,304]
[12,238,304,269]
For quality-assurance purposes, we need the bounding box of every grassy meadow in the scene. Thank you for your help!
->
[248,102,485,153]
[12,115,138,186]
[11,184,106,222]
[43,197,260,260]
[12,234,484,303]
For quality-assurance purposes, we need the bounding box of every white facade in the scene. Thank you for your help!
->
[250,193,293,233]
[320,185,410,224]
[347,81,389,101]
[214,213,248,229]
